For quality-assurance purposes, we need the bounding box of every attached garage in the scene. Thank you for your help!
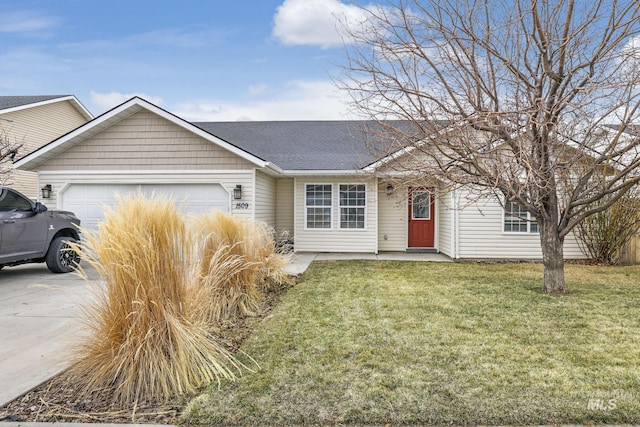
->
[14,98,279,241]
[59,183,230,230]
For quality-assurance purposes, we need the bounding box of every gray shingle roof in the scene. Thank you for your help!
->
[0,95,70,111]
[192,120,419,171]
[604,124,640,135]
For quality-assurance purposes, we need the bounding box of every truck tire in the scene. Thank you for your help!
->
[46,237,80,273]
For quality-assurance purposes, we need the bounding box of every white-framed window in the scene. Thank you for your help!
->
[305,184,332,229]
[504,201,538,233]
[339,184,366,229]
[411,189,432,220]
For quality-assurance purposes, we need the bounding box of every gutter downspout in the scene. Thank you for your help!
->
[454,190,461,260]
[374,179,379,255]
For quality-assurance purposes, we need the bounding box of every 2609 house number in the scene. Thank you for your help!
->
[235,203,249,209]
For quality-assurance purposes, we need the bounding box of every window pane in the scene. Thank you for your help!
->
[0,189,32,212]
[306,184,332,228]
[340,207,365,229]
[306,207,331,228]
[412,191,431,219]
[339,184,366,206]
[339,184,366,228]
[306,184,332,206]
[504,201,528,233]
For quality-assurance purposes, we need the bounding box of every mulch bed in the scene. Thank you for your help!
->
[0,281,292,425]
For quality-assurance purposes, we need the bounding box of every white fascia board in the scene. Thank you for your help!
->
[37,169,256,175]
[66,95,94,120]
[363,123,456,173]
[363,146,417,172]
[260,163,284,175]
[37,166,285,180]
[0,96,93,120]
[280,169,365,176]
[373,170,420,178]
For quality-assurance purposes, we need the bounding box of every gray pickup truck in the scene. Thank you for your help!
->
[0,186,81,273]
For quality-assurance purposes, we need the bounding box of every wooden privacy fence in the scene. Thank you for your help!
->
[619,234,640,264]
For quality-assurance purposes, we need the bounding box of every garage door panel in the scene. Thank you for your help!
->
[61,184,229,230]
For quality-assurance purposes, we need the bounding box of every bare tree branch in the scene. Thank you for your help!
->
[0,127,23,185]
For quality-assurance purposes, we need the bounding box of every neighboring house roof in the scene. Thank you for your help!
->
[0,95,93,121]
[193,121,380,171]
[603,124,640,135]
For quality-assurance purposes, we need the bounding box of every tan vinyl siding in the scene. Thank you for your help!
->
[7,170,37,200]
[39,171,256,220]
[457,191,585,259]
[294,177,377,253]
[36,111,255,172]
[1,100,87,154]
[275,178,294,238]
[254,170,276,228]
[377,179,407,251]
[1,100,89,198]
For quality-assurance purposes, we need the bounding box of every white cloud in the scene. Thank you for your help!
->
[272,0,370,48]
[248,83,268,95]
[172,80,359,121]
[90,91,165,112]
[0,10,57,33]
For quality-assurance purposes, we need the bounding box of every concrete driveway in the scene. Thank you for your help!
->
[0,263,97,407]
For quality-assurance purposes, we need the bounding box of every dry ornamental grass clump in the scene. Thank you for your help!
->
[68,194,259,405]
[191,210,294,323]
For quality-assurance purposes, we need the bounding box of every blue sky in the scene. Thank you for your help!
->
[0,0,369,121]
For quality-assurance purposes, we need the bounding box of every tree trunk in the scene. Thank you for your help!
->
[540,219,566,294]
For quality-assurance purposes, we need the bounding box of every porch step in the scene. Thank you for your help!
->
[405,248,438,254]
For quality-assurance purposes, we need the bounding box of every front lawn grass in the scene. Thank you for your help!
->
[182,261,640,425]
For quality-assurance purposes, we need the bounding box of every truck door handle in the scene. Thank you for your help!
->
[3,220,15,223]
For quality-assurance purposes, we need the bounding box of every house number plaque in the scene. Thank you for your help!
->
[235,203,249,209]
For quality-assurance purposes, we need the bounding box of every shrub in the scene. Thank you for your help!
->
[69,193,243,404]
[576,194,640,264]
[191,211,293,322]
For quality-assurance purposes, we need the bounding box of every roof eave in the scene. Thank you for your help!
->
[260,163,284,175]
[363,146,416,173]
[280,169,366,176]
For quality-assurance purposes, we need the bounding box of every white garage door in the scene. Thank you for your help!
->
[61,183,230,230]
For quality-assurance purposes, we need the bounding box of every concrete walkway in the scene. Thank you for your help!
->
[286,251,451,276]
[0,252,450,426]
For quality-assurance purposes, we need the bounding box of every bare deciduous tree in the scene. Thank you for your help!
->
[339,0,640,293]
[0,128,21,185]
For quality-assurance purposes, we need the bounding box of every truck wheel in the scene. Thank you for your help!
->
[46,237,80,273]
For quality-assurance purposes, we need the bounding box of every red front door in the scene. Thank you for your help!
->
[408,188,435,247]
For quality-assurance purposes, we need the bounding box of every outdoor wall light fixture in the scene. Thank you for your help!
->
[234,184,242,200]
[41,184,52,199]
[386,183,395,196]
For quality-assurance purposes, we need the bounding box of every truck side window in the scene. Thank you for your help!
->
[0,189,33,212]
